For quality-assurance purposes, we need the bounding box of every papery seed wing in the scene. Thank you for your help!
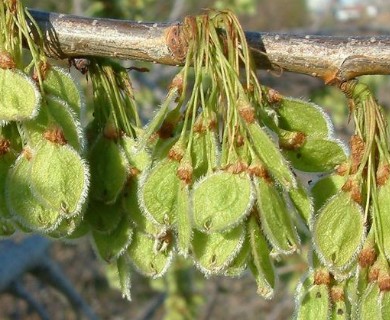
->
[357,282,381,319]
[282,138,347,172]
[127,230,173,279]
[296,285,330,320]
[22,96,85,152]
[192,225,245,275]
[380,291,390,320]
[45,96,85,152]
[276,97,333,139]
[120,136,151,172]
[294,271,314,310]
[310,174,347,212]
[0,69,41,121]
[331,300,348,320]
[223,237,250,277]
[89,135,128,204]
[47,214,84,239]
[192,171,254,233]
[117,255,132,301]
[288,181,314,225]
[247,122,296,189]
[30,141,89,216]
[176,182,192,257]
[43,66,82,114]
[255,177,300,254]
[122,177,160,235]
[85,200,124,234]
[0,151,16,219]
[312,192,365,272]
[247,215,276,299]
[138,159,180,226]
[6,153,61,232]
[191,131,218,179]
[376,180,390,260]
[92,216,133,263]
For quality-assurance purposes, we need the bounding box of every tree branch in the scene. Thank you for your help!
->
[0,236,97,319]
[29,9,390,82]
[31,260,98,320]
[6,280,51,320]
[0,235,50,291]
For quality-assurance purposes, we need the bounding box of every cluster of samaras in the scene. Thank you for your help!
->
[2,2,390,318]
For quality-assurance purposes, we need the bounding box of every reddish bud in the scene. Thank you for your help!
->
[379,271,390,291]
[341,179,362,204]
[225,162,248,174]
[279,132,306,150]
[235,133,245,147]
[129,167,140,177]
[0,139,11,156]
[330,286,345,302]
[166,24,188,64]
[358,246,377,268]
[376,163,390,186]
[158,121,175,139]
[267,88,282,103]
[208,119,217,131]
[177,166,192,184]
[193,122,206,134]
[335,162,349,176]
[168,143,185,162]
[103,125,121,141]
[247,164,270,180]
[350,135,365,174]
[238,106,255,123]
[314,269,331,286]
[22,148,33,161]
[43,128,67,145]
[0,52,16,69]
[368,265,380,282]
[32,61,50,83]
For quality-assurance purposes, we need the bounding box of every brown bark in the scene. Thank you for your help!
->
[29,9,390,83]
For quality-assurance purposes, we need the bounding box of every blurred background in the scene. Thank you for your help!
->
[1,1,390,319]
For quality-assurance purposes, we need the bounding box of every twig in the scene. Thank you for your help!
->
[136,293,166,320]
[0,235,51,291]
[31,260,99,320]
[0,236,98,319]
[28,9,390,83]
[7,280,50,320]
